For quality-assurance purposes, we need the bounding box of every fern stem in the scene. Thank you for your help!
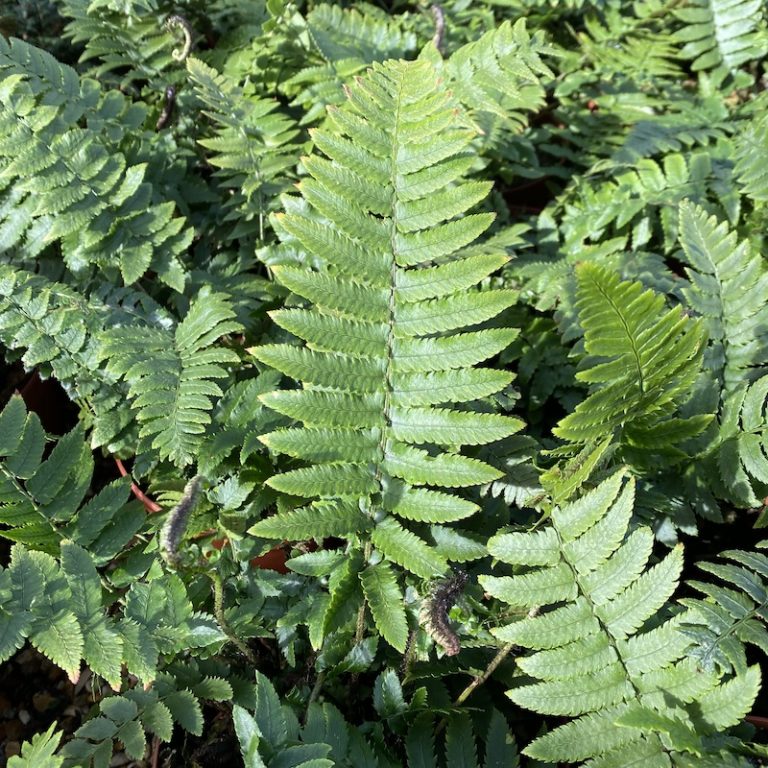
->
[209,572,258,665]
[356,542,373,643]
[453,641,515,707]
[307,669,326,709]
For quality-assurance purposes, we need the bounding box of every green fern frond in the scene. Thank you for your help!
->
[608,110,730,168]
[59,0,178,85]
[307,4,416,64]
[562,153,710,250]
[101,288,242,466]
[716,375,768,507]
[734,107,768,202]
[0,540,191,689]
[674,0,767,81]
[442,19,553,134]
[554,264,709,459]
[678,201,768,393]
[186,57,300,241]
[0,395,143,557]
[62,667,230,765]
[7,724,63,768]
[250,57,521,645]
[680,544,768,674]
[483,471,761,765]
[0,265,139,449]
[0,36,191,289]
[578,9,682,83]
[281,4,418,126]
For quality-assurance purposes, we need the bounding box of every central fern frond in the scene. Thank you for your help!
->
[251,58,522,649]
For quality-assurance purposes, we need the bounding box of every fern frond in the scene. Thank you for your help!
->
[186,57,300,241]
[734,107,768,202]
[554,264,709,460]
[442,19,553,134]
[716,375,768,507]
[483,471,761,765]
[674,0,767,81]
[0,395,143,559]
[678,201,768,393]
[282,4,418,125]
[101,288,242,466]
[59,0,178,86]
[0,37,191,289]
[0,541,205,689]
[680,544,768,674]
[250,58,521,643]
[561,153,710,250]
[0,265,139,448]
[7,724,63,768]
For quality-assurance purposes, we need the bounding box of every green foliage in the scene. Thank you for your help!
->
[554,264,710,462]
[0,395,142,555]
[8,724,64,768]
[3,1,768,765]
[186,56,300,241]
[484,471,760,766]
[678,201,768,394]
[681,543,768,674]
[250,56,522,643]
[673,0,768,82]
[0,36,191,289]
[100,288,243,466]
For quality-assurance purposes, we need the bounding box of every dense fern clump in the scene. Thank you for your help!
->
[3,1,768,765]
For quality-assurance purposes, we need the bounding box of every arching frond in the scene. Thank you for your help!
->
[717,375,768,507]
[674,0,767,81]
[734,107,768,202]
[681,544,768,674]
[554,264,710,461]
[483,471,761,766]
[186,57,300,242]
[59,0,178,86]
[250,57,522,647]
[678,201,768,394]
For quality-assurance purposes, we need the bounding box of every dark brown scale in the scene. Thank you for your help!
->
[420,570,468,656]
[156,85,176,131]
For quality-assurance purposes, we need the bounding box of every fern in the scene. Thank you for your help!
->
[59,0,179,86]
[680,544,768,674]
[0,36,191,289]
[677,201,768,394]
[553,264,710,461]
[100,288,243,466]
[8,725,63,768]
[716,374,768,507]
[674,0,767,81]
[439,19,553,134]
[0,397,228,686]
[0,395,142,555]
[0,265,143,449]
[483,470,761,766]
[61,670,232,766]
[186,57,300,242]
[282,3,418,125]
[250,57,522,648]
[733,106,768,202]
[233,669,382,766]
